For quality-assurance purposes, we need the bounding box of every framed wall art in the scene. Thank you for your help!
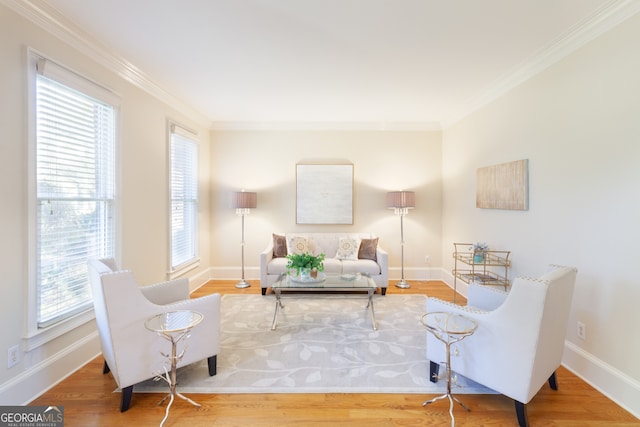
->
[296,163,353,224]
[476,159,529,210]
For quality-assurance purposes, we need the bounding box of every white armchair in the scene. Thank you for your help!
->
[88,259,221,412]
[426,265,578,427]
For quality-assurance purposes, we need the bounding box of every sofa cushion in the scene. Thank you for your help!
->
[341,259,381,276]
[287,236,309,255]
[273,234,287,258]
[335,236,361,260]
[322,258,343,274]
[358,237,378,261]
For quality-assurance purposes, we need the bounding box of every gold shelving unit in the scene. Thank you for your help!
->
[452,242,511,302]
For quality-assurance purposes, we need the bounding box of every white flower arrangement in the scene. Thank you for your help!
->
[471,242,489,252]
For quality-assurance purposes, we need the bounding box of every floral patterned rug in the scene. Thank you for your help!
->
[133,294,494,394]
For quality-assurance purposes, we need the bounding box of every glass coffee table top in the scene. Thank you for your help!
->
[270,273,378,330]
[272,272,377,290]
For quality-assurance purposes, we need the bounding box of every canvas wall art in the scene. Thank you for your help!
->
[296,163,353,224]
[476,159,529,210]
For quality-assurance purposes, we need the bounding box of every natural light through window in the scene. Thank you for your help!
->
[170,124,199,273]
[34,55,117,329]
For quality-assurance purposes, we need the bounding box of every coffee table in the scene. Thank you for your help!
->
[271,272,378,331]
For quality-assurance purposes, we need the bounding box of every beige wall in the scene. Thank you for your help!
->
[209,129,442,280]
[441,12,640,416]
[0,5,212,402]
[2,0,639,417]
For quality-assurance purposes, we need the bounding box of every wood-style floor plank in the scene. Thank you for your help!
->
[30,280,639,426]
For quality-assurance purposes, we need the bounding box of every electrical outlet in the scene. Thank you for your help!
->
[577,321,586,340]
[424,255,430,264]
[8,344,20,368]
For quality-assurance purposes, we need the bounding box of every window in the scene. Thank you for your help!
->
[170,124,199,273]
[32,53,117,330]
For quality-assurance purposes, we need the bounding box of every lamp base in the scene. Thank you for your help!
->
[235,280,251,289]
[396,279,411,289]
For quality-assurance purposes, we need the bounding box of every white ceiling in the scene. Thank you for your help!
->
[23,0,636,128]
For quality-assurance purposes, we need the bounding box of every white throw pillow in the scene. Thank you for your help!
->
[287,236,309,255]
[335,237,361,260]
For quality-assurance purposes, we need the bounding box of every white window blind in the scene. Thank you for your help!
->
[170,125,198,271]
[35,58,116,328]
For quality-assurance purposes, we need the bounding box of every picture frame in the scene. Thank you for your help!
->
[296,163,353,224]
[476,159,529,210]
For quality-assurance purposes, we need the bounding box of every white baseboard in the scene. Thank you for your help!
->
[563,341,640,419]
[187,265,218,291]
[0,332,101,405]
[207,266,260,281]
[387,266,434,282]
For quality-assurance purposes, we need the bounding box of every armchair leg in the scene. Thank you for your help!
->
[381,288,387,296]
[515,400,528,427]
[429,360,439,383]
[261,288,267,295]
[103,360,110,375]
[548,371,558,390]
[120,385,133,412]
[513,372,556,427]
[208,355,217,376]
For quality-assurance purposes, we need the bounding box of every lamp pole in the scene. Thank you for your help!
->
[397,207,410,288]
[232,191,257,289]
[236,209,250,288]
[387,191,415,289]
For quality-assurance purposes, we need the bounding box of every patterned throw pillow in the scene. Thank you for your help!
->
[358,238,378,261]
[335,237,361,260]
[287,236,309,255]
[272,234,287,258]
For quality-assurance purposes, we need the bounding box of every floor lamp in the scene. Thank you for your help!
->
[387,191,415,289]
[232,191,257,289]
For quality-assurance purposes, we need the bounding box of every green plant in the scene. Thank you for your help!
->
[285,252,325,275]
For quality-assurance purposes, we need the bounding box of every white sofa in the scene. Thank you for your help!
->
[260,232,388,295]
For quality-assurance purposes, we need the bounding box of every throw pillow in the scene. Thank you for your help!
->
[272,234,287,258]
[287,236,309,255]
[358,237,378,261]
[335,237,361,260]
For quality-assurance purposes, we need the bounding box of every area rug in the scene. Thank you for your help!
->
[133,294,495,395]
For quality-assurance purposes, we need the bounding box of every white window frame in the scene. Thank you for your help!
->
[25,49,120,350]
[168,122,199,278]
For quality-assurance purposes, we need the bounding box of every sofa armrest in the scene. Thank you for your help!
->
[376,245,389,285]
[140,277,190,305]
[260,241,274,288]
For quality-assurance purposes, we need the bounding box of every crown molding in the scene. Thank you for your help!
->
[5,0,637,133]
[441,0,640,129]
[210,120,442,132]
[2,0,209,127]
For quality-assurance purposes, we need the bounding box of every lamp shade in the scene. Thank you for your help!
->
[231,191,257,209]
[387,191,415,209]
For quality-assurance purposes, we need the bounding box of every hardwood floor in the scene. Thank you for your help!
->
[30,280,638,426]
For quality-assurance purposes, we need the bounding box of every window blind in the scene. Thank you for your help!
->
[170,125,198,271]
[35,61,116,328]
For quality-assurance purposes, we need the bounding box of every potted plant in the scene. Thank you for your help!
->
[471,242,489,263]
[286,252,325,279]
